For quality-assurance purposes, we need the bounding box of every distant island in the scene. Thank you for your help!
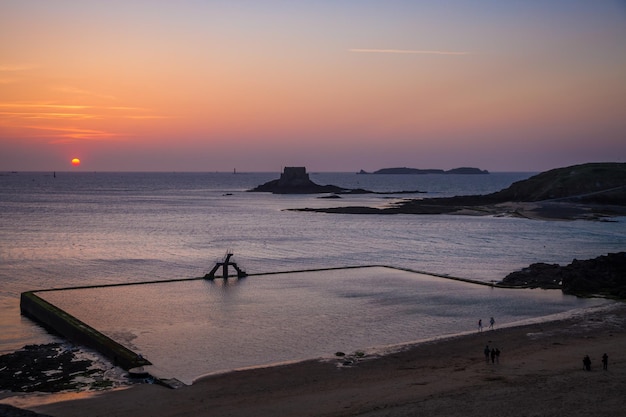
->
[292,162,626,221]
[358,167,489,175]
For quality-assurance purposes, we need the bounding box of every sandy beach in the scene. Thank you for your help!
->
[5,302,619,417]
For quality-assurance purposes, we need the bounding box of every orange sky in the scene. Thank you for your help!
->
[1,1,625,172]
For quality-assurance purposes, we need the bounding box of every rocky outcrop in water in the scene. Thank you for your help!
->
[249,167,424,195]
[499,252,626,298]
[249,167,350,194]
[0,343,127,393]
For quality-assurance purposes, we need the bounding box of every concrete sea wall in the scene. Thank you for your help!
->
[20,291,150,370]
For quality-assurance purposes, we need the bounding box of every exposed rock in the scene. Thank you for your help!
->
[499,263,565,289]
[248,167,349,194]
[499,252,626,298]
[0,343,130,393]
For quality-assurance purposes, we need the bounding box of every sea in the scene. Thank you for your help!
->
[1,171,625,384]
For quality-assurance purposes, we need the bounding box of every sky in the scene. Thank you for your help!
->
[1,1,625,172]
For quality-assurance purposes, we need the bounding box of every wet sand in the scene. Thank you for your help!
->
[20,303,626,417]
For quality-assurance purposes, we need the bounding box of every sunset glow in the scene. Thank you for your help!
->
[1,1,625,172]
[71,158,80,167]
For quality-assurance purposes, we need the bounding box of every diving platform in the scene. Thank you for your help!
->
[204,252,247,280]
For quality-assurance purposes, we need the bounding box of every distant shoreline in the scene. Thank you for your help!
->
[291,200,626,221]
[358,167,489,175]
[291,163,626,220]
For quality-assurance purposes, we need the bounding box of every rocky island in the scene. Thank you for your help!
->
[248,167,351,194]
[293,163,626,221]
[248,167,423,195]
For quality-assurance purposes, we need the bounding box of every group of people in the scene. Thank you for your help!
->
[478,317,496,332]
[484,345,500,364]
[583,353,609,371]
[476,317,610,372]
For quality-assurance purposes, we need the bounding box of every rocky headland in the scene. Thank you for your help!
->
[499,252,626,299]
[293,163,626,220]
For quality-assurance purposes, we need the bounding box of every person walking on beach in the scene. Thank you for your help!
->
[484,345,490,363]
[583,355,591,371]
[478,319,483,332]
[495,348,500,364]
[490,348,496,364]
[489,317,495,330]
[602,353,608,370]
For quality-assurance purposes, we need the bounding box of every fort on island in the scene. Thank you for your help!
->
[248,167,423,195]
[248,167,348,194]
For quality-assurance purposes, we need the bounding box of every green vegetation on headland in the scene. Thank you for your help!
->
[499,252,626,299]
[293,163,626,221]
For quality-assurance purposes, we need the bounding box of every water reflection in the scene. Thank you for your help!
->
[38,267,610,384]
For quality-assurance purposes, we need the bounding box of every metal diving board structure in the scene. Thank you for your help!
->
[204,252,247,280]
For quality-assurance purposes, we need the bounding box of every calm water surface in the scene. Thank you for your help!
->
[1,171,625,375]
[38,267,609,384]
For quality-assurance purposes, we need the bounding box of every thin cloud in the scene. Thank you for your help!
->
[0,103,93,110]
[349,48,470,56]
[106,106,150,111]
[0,64,37,72]
[123,115,171,120]
[1,100,164,141]
[0,102,163,119]
[25,125,123,141]
[0,111,98,120]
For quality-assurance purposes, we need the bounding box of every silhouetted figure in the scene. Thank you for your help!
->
[602,353,608,370]
[478,319,483,332]
[495,348,500,364]
[489,317,495,330]
[583,355,591,371]
[490,348,496,364]
[484,345,490,363]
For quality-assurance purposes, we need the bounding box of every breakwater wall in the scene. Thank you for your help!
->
[248,265,507,287]
[20,291,150,371]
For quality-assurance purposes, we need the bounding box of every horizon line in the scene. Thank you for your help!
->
[1,169,539,174]
[349,48,471,56]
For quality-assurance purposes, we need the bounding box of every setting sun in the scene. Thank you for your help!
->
[71,158,81,167]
